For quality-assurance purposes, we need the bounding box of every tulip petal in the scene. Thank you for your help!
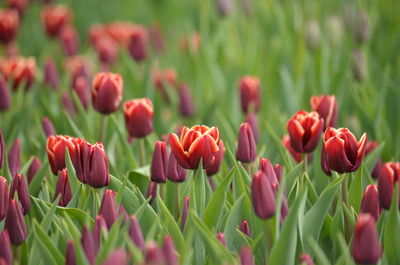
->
[325,136,353,173]
[168,133,190,169]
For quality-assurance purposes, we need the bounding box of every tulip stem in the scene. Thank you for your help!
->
[99,115,108,142]
[139,138,146,166]
[302,154,308,174]
[341,174,351,242]
[174,184,180,220]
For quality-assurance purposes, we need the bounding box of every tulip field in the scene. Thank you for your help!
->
[1,0,400,264]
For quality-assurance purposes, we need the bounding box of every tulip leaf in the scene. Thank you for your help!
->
[383,184,400,265]
[349,170,363,213]
[96,219,121,264]
[223,194,244,250]
[33,220,64,265]
[28,160,49,196]
[65,149,80,196]
[307,236,331,265]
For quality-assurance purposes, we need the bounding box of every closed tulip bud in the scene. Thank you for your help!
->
[41,117,56,138]
[149,24,165,53]
[352,50,367,82]
[273,164,283,182]
[300,253,314,265]
[0,177,8,221]
[60,25,79,57]
[181,196,189,230]
[64,56,91,84]
[167,151,187,182]
[146,181,157,204]
[71,138,89,183]
[378,162,400,209]
[92,72,123,115]
[352,213,381,264]
[282,135,313,164]
[361,184,381,220]
[0,131,4,169]
[62,92,76,115]
[99,189,118,229]
[310,94,338,129]
[169,125,220,170]
[150,141,168,183]
[163,236,178,265]
[236,122,257,163]
[287,111,324,153]
[371,159,382,179]
[9,173,30,214]
[216,232,226,246]
[239,76,260,113]
[65,240,76,265]
[95,37,118,67]
[239,219,251,237]
[215,0,233,17]
[178,83,195,117]
[0,77,11,111]
[0,9,19,45]
[123,98,154,138]
[0,230,12,265]
[53,169,72,207]
[86,142,109,188]
[305,20,320,51]
[251,170,276,219]
[73,76,90,109]
[41,5,71,38]
[128,215,145,250]
[145,242,165,265]
[245,112,259,143]
[128,26,148,62]
[353,10,371,44]
[102,249,128,265]
[240,247,254,265]
[43,58,59,90]
[81,226,97,265]
[5,199,27,245]
[327,16,343,48]
[93,215,107,245]
[206,140,225,177]
[323,127,367,173]
[8,138,21,176]
[321,144,331,176]
[46,135,75,175]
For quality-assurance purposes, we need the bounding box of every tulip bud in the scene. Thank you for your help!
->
[206,140,225,177]
[310,94,338,130]
[99,189,118,229]
[128,215,145,250]
[81,225,97,265]
[152,68,176,103]
[251,170,276,219]
[149,24,165,53]
[273,164,283,182]
[60,25,79,57]
[0,131,4,169]
[106,21,135,46]
[95,37,118,67]
[320,144,331,176]
[46,135,75,175]
[5,199,27,245]
[53,169,72,207]
[25,156,41,185]
[8,138,21,176]
[145,242,165,265]
[245,112,259,143]
[240,247,254,265]
[216,232,226,246]
[150,141,168,183]
[352,213,381,264]
[92,72,123,115]
[239,76,260,113]
[62,92,76,115]
[0,77,11,111]
[371,159,382,179]
[305,20,321,51]
[9,173,30,215]
[299,253,314,265]
[86,142,110,188]
[215,0,233,17]
[102,249,128,265]
[7,0,28,17]
[0,177,9,221]
[42,117,56,138]
[378,162,400,209]
[352,50,367,83]
[163,236,178,265]
[93,215,107,246]
[146,181,157,204]
[327,16,343,48]
[167,151,187,183]
[236,122,257,163]
[73,76,90,109]
[178,83,195,117]
[239,219,251,237]
[71,138,89,184]
[128,26,148,62]
[123,98,154,138]
[41,5,71,38]
[65,240,76,265]
[118,203,128,223]
[353,10,371,44]
[181,196,189,231]
[0,230,12,265]
[43,58,59,90]
[361,184,381,220]
[0,9,19,45]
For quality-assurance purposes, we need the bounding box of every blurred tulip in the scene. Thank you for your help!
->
[251,170,276,219]
[152,68,177,103]
[42,117,56,138]
[145,242,165,265]
[0,230,12,265]
[99,190,117,229]
[163,236,178,265]
[352,50,367,82]
[0,177,8,221]
[245,112,259,143]
[236,122,257,163]
[123,98,154,138]
[94,37,118,68]
[239,76,260,113]
[73,76,90,109]
[321,144,331,176]
[9,173,30,215]
[106,21,135,46]
[71,138,90,183]
[239,219,251,237]
[0,77,11,111]
[300,253,314,265]
[378,162,400,209]
[149,23,165,52]
[53,168,72,207]
[5,199,27,245]
[2,56,36,90]
[216,232,226,246]
[0,9,19,45]
[305,20,320,50]
[327,16,343,48]
[102,249,128,265]
[81,226,97,265]
[8,138,21,176]
[323,127,367,173]
[150,141,168,183]
[361,184,381,220]
[215,0,233,17]
[0,130,4,169]
[287,110,324,153]
[372,159,382,179]
[60,25,79,57]
[61,92,76,115]
[6,0,28,17]
[92,72,123,115]
[93,215,107,246]
[128,215,145,250]
[352,213,381,264]
[64,56,91,84]
[46,135,75,175]
[273,164,283,182]
[179,32,201,54]
[181,196,189,230]
[205,140,225,177]
[353,10,371,44]
[43,58,59,90]
[65,240,76,265]
[128,25,148,61]
[178,83,195,117]
[41,5,71,38]
[86,142,109,188]
[310,94,338,129]
[167,151,187,182]
[240,247,254,265]
[146,181,157,203]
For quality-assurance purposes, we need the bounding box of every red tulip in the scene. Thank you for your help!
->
[123,98,154,138]
[94,36,118,66]
[43,58,59,90]
[60,25,79,57]
[152,68,176,103]
[1,56,36,90]
[282,135,312,164]
[54,168,72,207]
[99,189,117,229]
[310,94,338,129]
[9,173,30,215]
[8,138,21,176]
[162,236,178,265]
[65,240,76,265]
[378,162,400,209]
[0,176,8,221]
[240,247,254,265]
[239,76,260,113]
[86,142,110,188]
[299,253,314,265]
[150,141,169,183]
[360,184,381,220]
[128,215,144,250]
[216,232,226,246]
[245,112,259,143]
[81,226,97,265]
[167,150,187,182]
[61,92,77,115]
[0,230,12,265]
[0,77,11,111]
[46,135,75,175]
[145,242,165,265]
[93,215,107,246]
[41,5,71,38]
[102,249,128,265]
[205,140,225,176]
[5,199,27,245]
[236,122,257,163]
[323,127,367,173]
[0,9,19,45]
[106,21,135,46]
[178,83,195,117]
[6,0,28,17]
[239,219,251,237]
[251,170,276,219]
[92,72,124,115]
[128,25,148,61]
[169,125,220,170]
[287,110,324,153]
[64,56,91,84]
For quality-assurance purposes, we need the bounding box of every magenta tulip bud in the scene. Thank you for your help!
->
[93,215,107,246]
[53,168,72,207]
[60,25,79,57]
[118,203,128,223]
[128,215,145,250]
[240,247,254,265]
[300,253,314,265]
[0,230,12,265]
[102,249,128,265]
[310,94,338,130]
[352,213,382,264]
[239,76,260,113]
[321,145,331,176]
[0,177,8,221]
[378,162,400,209]
[92,72,124,115]
[145,242,165,265]
[95,37,118,67]
[371,159,382,179]
[178,83,195,117]
[245,112,259,143]
[99,189,118,229]
[236,122,257,163]
[81,226,97,265]
[206,140,225,177]
[150,141,168,183]
[167,151,187,182]
[0,77,11,111]
[43,58,59,90]
[146,181,157,204]
[8,138,21,176]
[5,199,27,245]
[258,158,279,185]
[239,219,251,237]
[9,173,30,215]
[0,130,4,169]
[360,184,381,221]
[216,232,226,246]
[73,76,90,109]
[41,117,56,138]
[61,92,76,115]
[181,196,189,231]
[163,235,178,265]
[27,156,41,184]
[251,170,276,219]
[86,142,110,188]
[65,240,76,265]
[128,26,148,62]
[273,164,283,182]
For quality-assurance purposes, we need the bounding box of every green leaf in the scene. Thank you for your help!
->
[223,195,244,250]
[96,219,121,264]
[349,170,363,212]
[29,160,49,196]
[307,236,331,265]
[33,221,64,265]
[383,184,400,264]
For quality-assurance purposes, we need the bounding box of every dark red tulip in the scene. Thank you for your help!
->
[145,242,165,265]
[239,76,260,113]
[99,189,118,229]
[146,181,157,204]
[178,83,195,117]
[128,26,148,62]
[0,77,11,111]
[42,117,56,138]
[216,232,226,246]
[167,151,187,182]
[150,141,169,183]
[378,162,400,209]
[181,196,189,230]
[41,5,71,38]
[162,236,178,265]
[46,135,75,175]
[123,98,154,138]
[258,158,279,185]
[0,230,12,265]
[26,156,41,184]
[94,37,118,67]
[7,0,28,17]
[102,249,128,265]
[239,219,251,237]
[310,94,338,129]
[86,142,109,188]
[81,225,97,265]
[5,199,27,245]
[352,213,381,264]
[240,247,254,265]
[8,138,21,176]
[106,21,135,46]
[65,240,77,265]
[320,144,331,176]
[282,135,304,163]
[0,9,19,45]
[371,159,382,179]
[9,173,30,215]
[60,25,79,57]
[92,72,123,115]
[0,56,36,90]
[169,125,220,170]
[361,184,381,220]
[299,253,314,265]
[323,127,367,173]
[53,168,72,207]
[0,176,8,221]
[73,76,90,109]
[236,122,257,163]
[245,112,259,143]
[128,215,145,250]
[43,58,59,90]
[251,170,276,219]
[365,141,382,179]
[61,92,76,115]
[287,110,324,153]
[206,140,225,177]
[0,131,3,169]
[93,215,107,246]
